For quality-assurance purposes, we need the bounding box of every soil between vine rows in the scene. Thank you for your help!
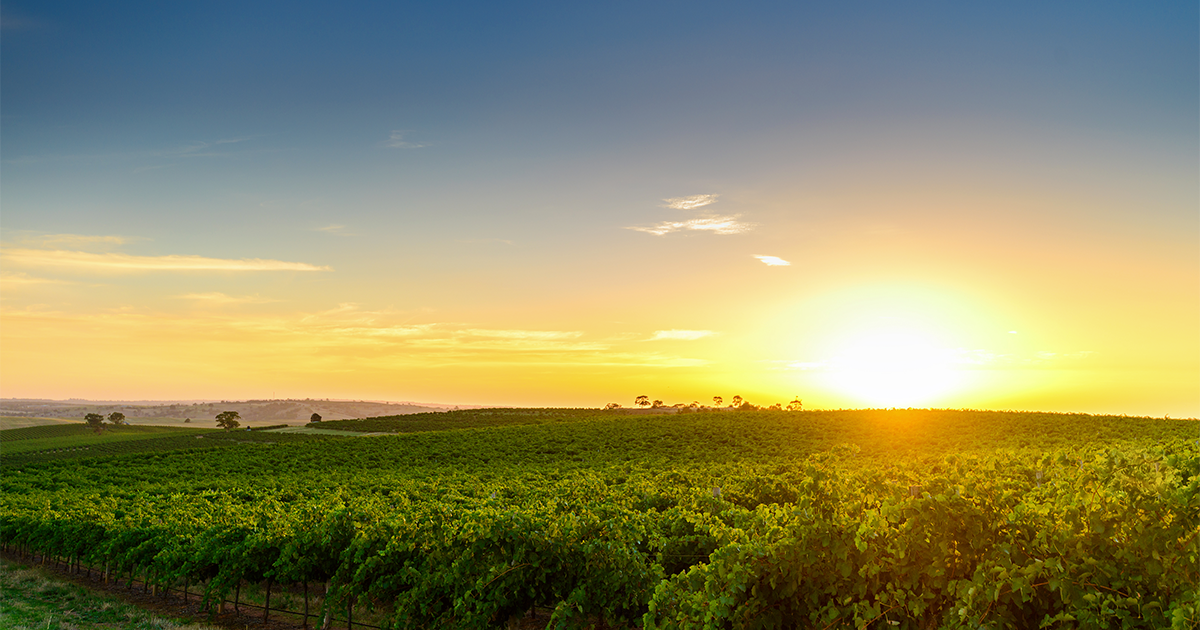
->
[0,550,571,630]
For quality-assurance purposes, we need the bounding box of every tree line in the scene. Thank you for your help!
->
[606,396,803,412]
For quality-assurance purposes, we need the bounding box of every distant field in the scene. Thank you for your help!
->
[1,424,208,455]
[0,423,342,468]
[314,407,603,433]
[0,416,79,430]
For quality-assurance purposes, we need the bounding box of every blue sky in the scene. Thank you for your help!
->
[2,2,1197,413]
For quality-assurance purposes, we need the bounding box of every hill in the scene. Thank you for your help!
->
[0,398,451,427]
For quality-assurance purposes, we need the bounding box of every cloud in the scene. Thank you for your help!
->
[132,164,174,174]
[768,348,1096,371]
[650,329,715,341]
[455,238,515,245]
[662,194,719,210]
[385,131,429,149]
[20,234,138,249]
[753,255,791,266]
[0,273,74,286]
[463,329,583,340]
[2,249,331,272]
[313,224,351,235]
[627,215,754,236]
[176,293,278,305]
[1,304,712,370]
[173,137,253,157]
[6,137,264,166]
[1,12,42,30]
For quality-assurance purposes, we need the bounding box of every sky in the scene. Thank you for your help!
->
[2,1,1197,416]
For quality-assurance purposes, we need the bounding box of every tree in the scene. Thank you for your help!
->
[310,413,322,422]
[768,403,783,411]
[215,410,241,431]
[604,403,621,410]
[713,396,723,407]
[731,395,743,408]
[635,395,650,408]
[107,412,127,426]
[184,418,191,423]
[787,398,803,412]
[651,400,664,408]
[84,413,105,433]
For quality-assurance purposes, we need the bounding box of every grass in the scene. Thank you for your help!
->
[0,417,79,431]
[0,425,342,470]
[0,559,221,630]
[1,425,210,455]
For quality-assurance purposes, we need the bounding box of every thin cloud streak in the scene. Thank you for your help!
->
[768,349,1097,371]
[18,233,138,248]
[754,255,791,266]
[662,194,719,210]
[3,249,331,272]
[385,131,429,148]
[176,293,278,305]
[627,215,754,236]
[651,329,715,341]
[0,305,706,368]
[0,273,75,286]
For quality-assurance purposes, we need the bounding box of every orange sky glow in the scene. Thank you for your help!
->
[2,4,1196,417]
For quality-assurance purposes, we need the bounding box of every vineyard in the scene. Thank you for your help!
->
[0,423,338,469]
[1,408,1197,629]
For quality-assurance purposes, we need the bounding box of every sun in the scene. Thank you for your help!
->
[818,329,967,408]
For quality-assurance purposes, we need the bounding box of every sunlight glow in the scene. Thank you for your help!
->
[818,330,967,408]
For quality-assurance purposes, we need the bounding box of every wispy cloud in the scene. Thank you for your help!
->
[630,193,753,236]
[661,194,719,210]
[385,131,429,149]
[650,329,715,341]
[628,216,754,236]
[17,233,138,249]
[1,12,42,30]
[7,137,264,166]
[176,293,278,305]
[455,238,515,245]
[172,137,253,157]
[2,249,331,272]
[0,273,75,286]
[1,304,711,370]
[462,329,583,340]
[753,255,790,266]
[132,164,173,174]
[313,224,354,235]
[767,349,1096,371]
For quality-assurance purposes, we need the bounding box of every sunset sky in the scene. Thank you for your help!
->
[2,2,1197,416]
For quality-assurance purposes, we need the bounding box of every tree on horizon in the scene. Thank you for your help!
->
[84,413,105,433]
[215,410,241,431]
